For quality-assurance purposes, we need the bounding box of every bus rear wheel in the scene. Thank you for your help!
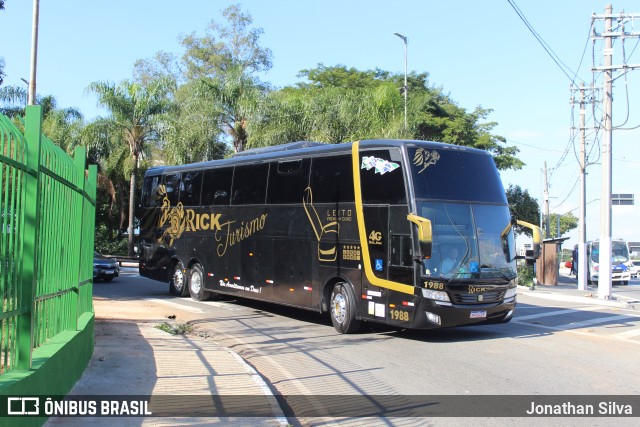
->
[169,262,189,297]
[330,283,360,334]
[189,264,211,301]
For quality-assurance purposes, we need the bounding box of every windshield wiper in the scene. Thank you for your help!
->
[444,267,515,284]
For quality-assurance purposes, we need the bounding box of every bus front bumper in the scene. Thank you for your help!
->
[411,296,517,329]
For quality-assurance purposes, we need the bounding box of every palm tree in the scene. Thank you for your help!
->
[87,78,173,255]
[0,85,28,117]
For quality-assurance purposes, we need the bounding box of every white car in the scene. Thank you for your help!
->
[629,260,640,278]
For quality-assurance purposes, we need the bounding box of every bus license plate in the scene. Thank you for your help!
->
[470,310,487,319]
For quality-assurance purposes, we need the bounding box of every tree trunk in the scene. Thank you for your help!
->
[118,183,126,232]
[127,154,138,256]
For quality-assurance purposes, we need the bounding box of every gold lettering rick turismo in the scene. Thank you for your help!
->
[156,185,268,255]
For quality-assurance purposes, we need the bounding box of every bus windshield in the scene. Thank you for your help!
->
[590,241,630,264]
[417,202,517,280]
[409,146,507,204]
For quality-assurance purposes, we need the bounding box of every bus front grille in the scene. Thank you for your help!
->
[451,290,505,304]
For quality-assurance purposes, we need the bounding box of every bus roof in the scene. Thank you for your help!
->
[144,139,489,176]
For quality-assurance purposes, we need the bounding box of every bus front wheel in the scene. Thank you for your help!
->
[189,264,211,301]
[330,283,360,334]
[169,262,189,297]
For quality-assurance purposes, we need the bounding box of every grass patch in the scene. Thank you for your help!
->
[156,322,193,335]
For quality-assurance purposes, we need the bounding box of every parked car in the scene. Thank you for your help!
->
[93,251,120,282]
[629,260,640,278]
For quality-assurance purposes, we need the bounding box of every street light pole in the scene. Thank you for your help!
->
[394,32,408,131]
[28,0,40,106]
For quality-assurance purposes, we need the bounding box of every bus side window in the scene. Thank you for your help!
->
[162,173,180,205]
[201,168,233,206]
[142,175,160,207]
[360,149,406,205]
[231,164,269,205]
[309,156,354,203]
[180,170,203,207]
[267,159,310,204]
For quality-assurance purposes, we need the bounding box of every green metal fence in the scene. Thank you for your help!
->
[0,105,96,375]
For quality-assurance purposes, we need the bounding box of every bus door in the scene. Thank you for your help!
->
[355,145,415,325]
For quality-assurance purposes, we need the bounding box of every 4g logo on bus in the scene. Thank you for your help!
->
[368,230,383,245]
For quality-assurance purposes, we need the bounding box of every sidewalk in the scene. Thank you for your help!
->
[44,295,289,426]
[517,266,639,309]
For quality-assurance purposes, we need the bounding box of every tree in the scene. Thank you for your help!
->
[506,184,540,237]
[0,85,27,117]
[180,4,272,152]
[548,212,578,238]
[162,80,229,164]
[0,58,5,87]
[247,65,524,170]
[87,78,174,255]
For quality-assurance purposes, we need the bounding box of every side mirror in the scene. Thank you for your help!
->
[516,220,542,259]
[407,214,433,259]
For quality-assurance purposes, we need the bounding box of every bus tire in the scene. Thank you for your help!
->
[189,264,211,301]
[330,283,360,334]
[169,262,189,297]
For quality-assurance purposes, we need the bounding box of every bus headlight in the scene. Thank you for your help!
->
[422,288,451,302]
[504,287,517,300]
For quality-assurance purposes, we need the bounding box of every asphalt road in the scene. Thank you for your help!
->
[93,269,640,425]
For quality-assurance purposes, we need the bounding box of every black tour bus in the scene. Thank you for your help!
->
[139,139,541,333]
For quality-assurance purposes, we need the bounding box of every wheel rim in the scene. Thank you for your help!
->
[191,270,202,294]
[332,291,347,324]
[173,267,184,291]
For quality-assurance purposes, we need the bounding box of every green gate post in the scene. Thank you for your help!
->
[17,105,43,370]
[72,146,86,330]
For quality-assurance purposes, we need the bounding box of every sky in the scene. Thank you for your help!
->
[2,0,640,249]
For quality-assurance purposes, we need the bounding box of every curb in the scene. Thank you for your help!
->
[517,285,632,309]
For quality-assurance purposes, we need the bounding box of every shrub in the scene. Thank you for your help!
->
[517,264,535,287]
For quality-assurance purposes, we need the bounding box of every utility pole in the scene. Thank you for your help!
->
[591,4,640,299]
[578,83,588,291]
[394,32,408,131]
[543,161,550,239]
[598,4,614,299]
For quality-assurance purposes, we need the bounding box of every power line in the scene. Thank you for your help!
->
[507,0,580,83]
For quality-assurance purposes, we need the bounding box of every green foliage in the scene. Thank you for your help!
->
[176,5,272,153]
[517,264,535,287]
[180,4,272,78]
[87,77,174,255]
[156,322,193,335]
[247,65,523,170]
[506,184,541,236]
[161,80,229,164]
[94,224,128,256]
[547,212,578,238]
[0,57,5,86]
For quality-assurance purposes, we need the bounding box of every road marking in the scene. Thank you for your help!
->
[516,309,579,321]
[144,298,205,313]
[557,314,635,329]
[613,328,640,339]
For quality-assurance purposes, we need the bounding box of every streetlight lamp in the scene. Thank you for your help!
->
[394,32,408,131]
